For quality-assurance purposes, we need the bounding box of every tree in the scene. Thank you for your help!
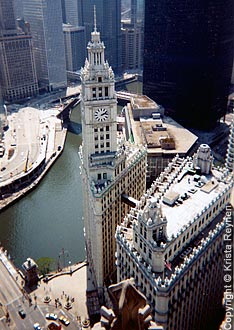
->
[36,257,55,276]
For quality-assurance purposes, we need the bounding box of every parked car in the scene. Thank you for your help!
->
[18,309,26,319]
[59,315,70,326]
[46,313,58,320]
[33,323,41,330]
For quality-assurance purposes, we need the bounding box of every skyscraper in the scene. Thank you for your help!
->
[63,0,83,27]
[63,24,85,73]
[80,24,146,296]
[22,0,67,91]
[143,0,234,129]
[0,0,38,102]
[81,0,122,74]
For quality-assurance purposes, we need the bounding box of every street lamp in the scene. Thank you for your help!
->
[68,261,72,273]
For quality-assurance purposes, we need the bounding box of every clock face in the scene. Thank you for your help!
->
[94,108,108,122]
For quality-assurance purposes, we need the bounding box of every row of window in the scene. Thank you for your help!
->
[94,126,109,133]
[92,86,109,99]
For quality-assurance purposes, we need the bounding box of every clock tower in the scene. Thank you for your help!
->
[79,14,147,299]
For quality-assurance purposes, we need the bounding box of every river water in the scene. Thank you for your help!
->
[0,81,142,270]
[0,106,85,269]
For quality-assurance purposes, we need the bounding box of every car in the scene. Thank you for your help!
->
[18,309,26,319]
[33,323,41,330]
[46,313,58,320]
[1,167,6,172]
[59,315,70,326]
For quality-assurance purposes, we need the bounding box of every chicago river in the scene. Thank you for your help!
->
[0,106,85,269]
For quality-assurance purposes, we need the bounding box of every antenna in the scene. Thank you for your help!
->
[94,5,97,32]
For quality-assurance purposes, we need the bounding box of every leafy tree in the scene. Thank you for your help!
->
[36,257,55,276]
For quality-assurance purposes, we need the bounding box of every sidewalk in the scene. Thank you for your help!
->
[34,262,90,322]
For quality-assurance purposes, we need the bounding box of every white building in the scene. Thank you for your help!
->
[79,23,147,297]
[116,144,233,329]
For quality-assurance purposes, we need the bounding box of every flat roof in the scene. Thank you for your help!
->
[131,95,157,109]
[160,167,229,237]
[131,115,198,155]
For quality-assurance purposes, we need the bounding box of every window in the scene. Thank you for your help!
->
[98,77,102,82]
[99,87,102,97]
[106,134,109,139]
[105,87,108,97]
[106,126,109,131]
[103,173,107,179]
[98,174,101,180]
[106,142,110,148]
[92,88,96,98]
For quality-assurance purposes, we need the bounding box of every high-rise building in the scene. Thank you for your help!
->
[79,25,147,295]
[81,1,122,74]
[121,22,143,72]
[143,0,234,129]
[63,24,85,73]
[22,0,67,91]
[130,0,144,26]
[63,0,83,27]
[116,145,233,329]
[0,0,38,102]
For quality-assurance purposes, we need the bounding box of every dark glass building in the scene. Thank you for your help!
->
[143,0,234,129]
[81,0,122,74]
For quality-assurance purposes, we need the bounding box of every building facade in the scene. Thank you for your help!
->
[63,0,83,27]
[121,22,143,72]
[116,144,233,329]
[79,26,147,294]
[63,24,85,73]
[225,119,234,172]
[22,0,67,91]
[0,0,38,102]
[143,0,234,129]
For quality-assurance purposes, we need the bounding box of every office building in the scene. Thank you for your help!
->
[143,0,234,129]
[81,0,122,74]
[0,0,38,103]
[63,0,83,27]
[63,24,85,73]
[116,144,233,329]
[119,91,197,184]
[79,25,147,296]
[22,0,67,91]
[121,22,143,72]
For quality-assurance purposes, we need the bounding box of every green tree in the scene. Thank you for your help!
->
[36,257,55,276]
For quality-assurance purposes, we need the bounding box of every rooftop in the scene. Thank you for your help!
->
[128,106,198,155]
[160,165,229,237]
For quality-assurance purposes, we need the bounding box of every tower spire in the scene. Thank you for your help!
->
[94,5,97,33]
